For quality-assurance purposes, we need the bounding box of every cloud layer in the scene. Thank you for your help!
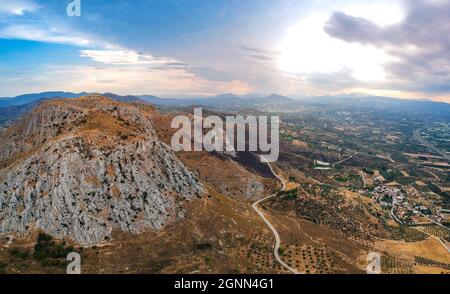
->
[324,0,450,95]
[0,0,449,101]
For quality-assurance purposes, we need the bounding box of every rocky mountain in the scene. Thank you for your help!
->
[0,100,46,131]
[0,95,203,246]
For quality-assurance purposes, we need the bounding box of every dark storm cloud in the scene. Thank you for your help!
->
[324,0,450,94]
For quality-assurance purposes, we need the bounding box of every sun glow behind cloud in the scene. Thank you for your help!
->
[276,2,405,82]
[344,1,405,27]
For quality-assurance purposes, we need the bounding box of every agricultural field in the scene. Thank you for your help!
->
[381,255,414,274]
[416,224,450,239]
[281,245,337,274]
[237,230,283,273]
[383,225,429,242]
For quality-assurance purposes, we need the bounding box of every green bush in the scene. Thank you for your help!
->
[9,248,29,259]
[33,232,76,268]
[278,188,298,200]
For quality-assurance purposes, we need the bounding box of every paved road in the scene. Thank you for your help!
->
[252,156,301,274]
[334,152,358,166]
[414,129,449,160]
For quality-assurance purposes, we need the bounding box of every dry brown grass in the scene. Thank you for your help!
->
[291,140,309,149]
[374,238,450,269]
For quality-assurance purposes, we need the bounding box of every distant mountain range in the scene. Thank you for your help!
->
[0,92,297,108]
[298,94,450,115]
[0,92,89,107]
[1,91,449,116]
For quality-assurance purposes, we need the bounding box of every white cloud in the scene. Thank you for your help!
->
[0,25,94,46]
[80,49,176,65]
[0,63,254,97]
[74,49,254,95]
[0,0,38,16]
[275,1,407,83]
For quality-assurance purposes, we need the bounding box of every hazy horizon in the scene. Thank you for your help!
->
[2,90,449,106]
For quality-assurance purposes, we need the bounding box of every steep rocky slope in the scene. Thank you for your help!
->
[151,111,277,200]
[0,96,203,245]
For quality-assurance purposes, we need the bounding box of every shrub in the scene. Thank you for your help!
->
[33,232,76,268]
[9,248,29,259]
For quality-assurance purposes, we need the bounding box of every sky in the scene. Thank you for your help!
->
[0,0,449,102]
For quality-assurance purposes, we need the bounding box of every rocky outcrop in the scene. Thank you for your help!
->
[0,96,204,245]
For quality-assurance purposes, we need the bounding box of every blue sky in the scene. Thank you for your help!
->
[0,0,449,102]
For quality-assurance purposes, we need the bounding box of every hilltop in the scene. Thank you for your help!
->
[0,95,204,245]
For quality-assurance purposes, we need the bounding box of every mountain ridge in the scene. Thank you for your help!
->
[2,91,449,107]
[1,92,449,121]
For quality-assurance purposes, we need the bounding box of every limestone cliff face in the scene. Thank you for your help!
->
[0,96,203,245]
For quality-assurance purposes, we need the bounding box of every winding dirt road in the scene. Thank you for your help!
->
[252,156,301,274]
